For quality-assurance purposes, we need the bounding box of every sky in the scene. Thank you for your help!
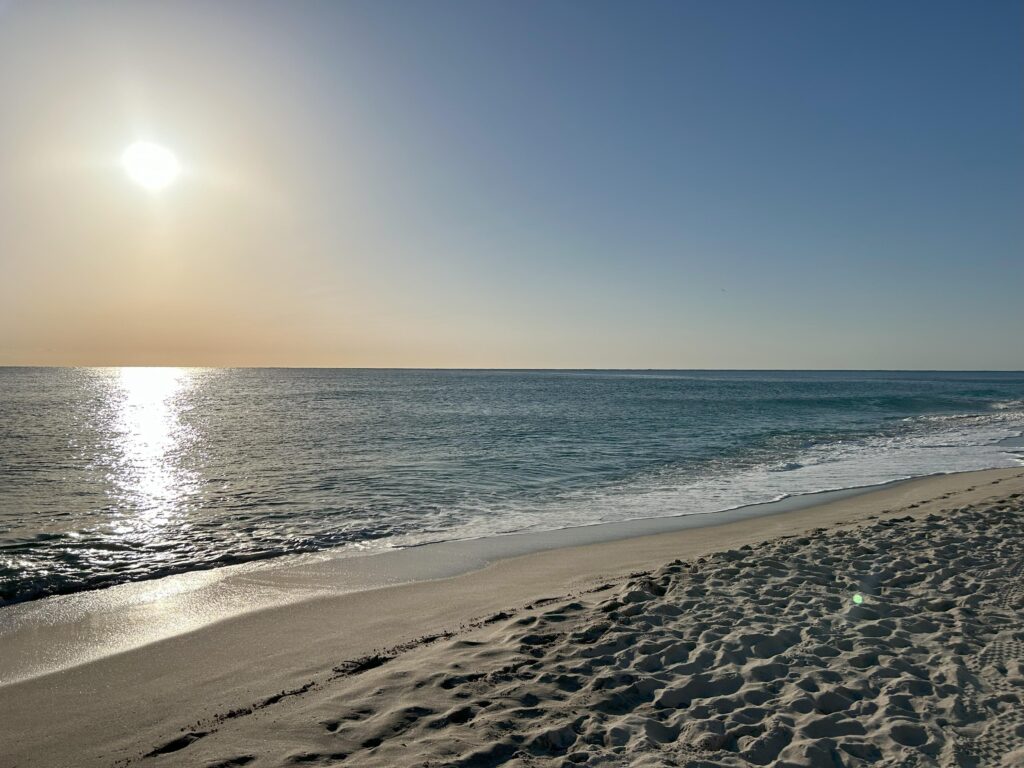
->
[0,0,1021,369]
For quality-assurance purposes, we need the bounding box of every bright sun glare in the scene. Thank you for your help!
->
[121,141,181,191]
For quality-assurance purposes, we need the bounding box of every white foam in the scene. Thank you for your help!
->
[371,406,1024,550]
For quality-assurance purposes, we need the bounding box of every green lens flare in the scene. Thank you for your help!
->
[852,593,864,605]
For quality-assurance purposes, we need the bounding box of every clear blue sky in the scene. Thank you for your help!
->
[1,0,1021,368]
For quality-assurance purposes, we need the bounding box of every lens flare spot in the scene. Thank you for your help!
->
[852,593,864,605]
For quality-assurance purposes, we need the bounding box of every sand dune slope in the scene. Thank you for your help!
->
[143,492,1024,767]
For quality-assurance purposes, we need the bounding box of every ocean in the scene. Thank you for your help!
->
[1,368,1022,606]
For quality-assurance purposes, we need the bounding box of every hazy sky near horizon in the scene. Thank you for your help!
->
[1,0,1021,369]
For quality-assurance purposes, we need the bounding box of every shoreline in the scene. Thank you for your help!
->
[2,466,1023,767]
[3,467,1007,612]
[0,468,1006,686]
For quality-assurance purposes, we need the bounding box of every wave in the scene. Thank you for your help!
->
[991,399,1024,411]
[768,462,804,472]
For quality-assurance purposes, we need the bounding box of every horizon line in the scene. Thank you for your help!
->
[2,365,1023,373]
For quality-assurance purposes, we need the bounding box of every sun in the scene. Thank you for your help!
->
[121,141,181,191]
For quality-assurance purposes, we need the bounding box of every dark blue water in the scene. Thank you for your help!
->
[1,368,1022,605]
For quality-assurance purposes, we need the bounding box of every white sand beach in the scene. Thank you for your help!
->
[2,467,1023,767]
[4,3,1021,766]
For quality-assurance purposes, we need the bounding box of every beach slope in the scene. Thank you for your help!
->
[2,468,1023,767]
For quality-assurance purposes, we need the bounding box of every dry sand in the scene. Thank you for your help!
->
[2,467,1024,767]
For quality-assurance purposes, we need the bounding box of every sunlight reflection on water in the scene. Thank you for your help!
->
[100,367,200,535]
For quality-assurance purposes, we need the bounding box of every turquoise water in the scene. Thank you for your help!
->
[1,368,1022,605]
